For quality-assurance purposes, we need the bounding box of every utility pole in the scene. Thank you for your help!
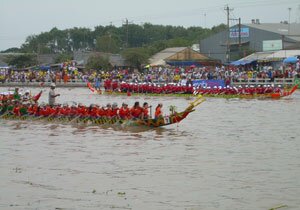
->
[123,18,131,49]
[224,5,233,63]
[238,17,241,57]
[288,8,292,35]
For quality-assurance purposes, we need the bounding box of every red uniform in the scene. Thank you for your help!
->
[130,107,143,118]
[119,107,131,119]
[142,108,149,118]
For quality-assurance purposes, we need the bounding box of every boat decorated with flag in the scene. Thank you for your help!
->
[0,88,42,102]
[0,95,205,128]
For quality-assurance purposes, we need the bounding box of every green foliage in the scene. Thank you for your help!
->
[1,47,21,53]
[122,48,149,71]
[54,53,73,63]
[86,54,112,71]
[4,54,37,68]
[95,34,121,53]
[14,23,227,56]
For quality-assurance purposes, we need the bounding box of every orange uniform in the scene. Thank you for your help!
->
[143,108,149,118]
[155,106,162,118]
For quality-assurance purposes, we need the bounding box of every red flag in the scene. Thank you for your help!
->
[33,91,42,102]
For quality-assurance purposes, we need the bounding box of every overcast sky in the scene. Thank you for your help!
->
[0,0,299,51]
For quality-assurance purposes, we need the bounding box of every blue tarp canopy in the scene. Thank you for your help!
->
[166,61,203,67]
[30,65,51,71]
[230,59,255,66]
[40,65,50,70]
[283,56,298,64]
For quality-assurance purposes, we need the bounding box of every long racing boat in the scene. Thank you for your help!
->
[87,82,298,99]
[0,96,205,128]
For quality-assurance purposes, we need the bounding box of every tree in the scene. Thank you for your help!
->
[95,34,120,53]
[122,48,149,71]
[11,22,228,57]
[1,47,21,53]
[54,53,73,63]
[4,54,37,68]
[85,53,112,71]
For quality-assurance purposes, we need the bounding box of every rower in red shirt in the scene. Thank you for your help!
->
[119,103,131,119]
[111,103,119,118]
[130,101,143,119]
[13,101,21,116]
[141,102,150,119]
[105,103,113,117]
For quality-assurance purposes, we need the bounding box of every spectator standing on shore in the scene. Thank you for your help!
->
[94,74,101,90]
[48,83,60,106]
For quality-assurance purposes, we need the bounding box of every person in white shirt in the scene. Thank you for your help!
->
[48,83,60,106]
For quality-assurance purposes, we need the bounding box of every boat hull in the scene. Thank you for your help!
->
[89,85,298,99]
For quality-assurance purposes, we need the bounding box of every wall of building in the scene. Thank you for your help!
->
[200,24,297,63]
[246,26,281,51]
[200,30,227,62]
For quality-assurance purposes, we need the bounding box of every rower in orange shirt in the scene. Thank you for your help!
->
[154,103,163,119]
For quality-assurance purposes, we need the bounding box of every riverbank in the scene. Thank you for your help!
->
[0,77,298,88]
[0,81,87,88]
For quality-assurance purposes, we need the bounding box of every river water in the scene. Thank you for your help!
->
[1,87,300,210]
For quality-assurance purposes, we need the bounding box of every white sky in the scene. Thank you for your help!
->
[0,0,299,50]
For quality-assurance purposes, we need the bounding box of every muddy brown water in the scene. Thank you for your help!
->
[1,87,300,210]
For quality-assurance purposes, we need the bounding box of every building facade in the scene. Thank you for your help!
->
[200,22,300,63]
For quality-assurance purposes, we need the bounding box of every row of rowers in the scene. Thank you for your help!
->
[5,101,164,119]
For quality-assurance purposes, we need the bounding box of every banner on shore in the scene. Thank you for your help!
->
[230,27,249,38]
[193,80,225,88]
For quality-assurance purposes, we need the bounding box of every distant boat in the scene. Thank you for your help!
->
[87,82,298,99]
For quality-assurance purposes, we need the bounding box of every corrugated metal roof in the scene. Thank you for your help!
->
[241,51,274,61]
[109,54,126,66]
[149,47,187,65]
[149,47,212,66]
[236,50,300,63]
[243,23,300,36]
[265,50,300,59]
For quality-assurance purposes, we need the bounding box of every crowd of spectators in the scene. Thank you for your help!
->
[0,61,299,86]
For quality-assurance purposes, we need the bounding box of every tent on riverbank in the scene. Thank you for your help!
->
[230,50,300,66]
[149,47,220,67]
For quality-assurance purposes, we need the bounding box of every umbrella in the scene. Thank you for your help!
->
[283,56,298,64]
